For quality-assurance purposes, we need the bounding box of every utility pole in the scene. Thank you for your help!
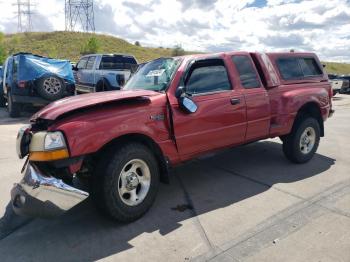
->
[15,0,35,32]
[65,0,95,32]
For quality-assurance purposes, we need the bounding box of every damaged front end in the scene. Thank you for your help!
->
[11,125,89,218]
[11,163,88,218]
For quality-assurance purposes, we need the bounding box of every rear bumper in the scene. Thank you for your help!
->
[11,163,89,218]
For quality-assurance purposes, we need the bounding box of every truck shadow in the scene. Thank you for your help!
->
[0,140,335,261]
[0,108,32,126]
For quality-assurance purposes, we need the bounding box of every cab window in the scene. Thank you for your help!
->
[232,55,260,88]
[77,57,88,69]
[86,56,96,70]
[185,59,231,95]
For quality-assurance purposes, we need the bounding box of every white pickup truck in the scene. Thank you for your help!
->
[328,74,350,95]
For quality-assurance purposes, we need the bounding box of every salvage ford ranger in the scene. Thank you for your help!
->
[12,51,334,222]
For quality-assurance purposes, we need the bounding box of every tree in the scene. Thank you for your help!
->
[0,32,6,64]
[172,44,185,56]
[8,35,20,55]
[134,41,141,46]
[80,37,100,55]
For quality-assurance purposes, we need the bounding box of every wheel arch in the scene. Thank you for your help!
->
[294,102,324,137]
[95,133,170,184]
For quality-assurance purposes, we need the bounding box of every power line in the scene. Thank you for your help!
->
[65,0,95,32]
[14,0,35,32]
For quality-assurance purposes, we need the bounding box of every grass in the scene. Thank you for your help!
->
[2,31,350,75]
[323,62,350,75]
[2,31,181,63]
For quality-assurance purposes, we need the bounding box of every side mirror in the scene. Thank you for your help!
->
[116,74,126,87]
[175,86,185,98]
[72,65,78,71]
[179,96,198,114]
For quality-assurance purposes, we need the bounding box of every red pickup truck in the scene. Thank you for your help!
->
[12,51,333,222]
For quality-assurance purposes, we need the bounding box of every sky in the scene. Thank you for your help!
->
[0,0,350,62]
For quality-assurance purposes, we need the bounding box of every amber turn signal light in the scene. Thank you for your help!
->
[29,149,69,162]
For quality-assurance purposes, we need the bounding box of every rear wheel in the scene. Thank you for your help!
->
[7,90,21,118]
[92,143,159,222]
[282,117,320,163]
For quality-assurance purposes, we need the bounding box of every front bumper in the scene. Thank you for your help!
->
[11,163,89,218]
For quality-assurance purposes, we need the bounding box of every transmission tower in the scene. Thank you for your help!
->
[15,0,35,32]
[65,0,95,32]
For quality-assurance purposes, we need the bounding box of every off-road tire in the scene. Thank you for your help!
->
[92,143,160,222]
[7,90,21,118]
[37,76,65,101]
[0,95,6,107]
[96,79,112,92]
[282,117,320,163]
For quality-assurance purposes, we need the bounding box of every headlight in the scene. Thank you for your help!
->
[29,131,69,161]
[44,132,66,150]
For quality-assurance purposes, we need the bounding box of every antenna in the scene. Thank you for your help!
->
[15,0,35,32]
[65,0,95,32]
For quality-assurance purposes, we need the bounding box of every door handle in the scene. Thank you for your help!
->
[230,98,240,105]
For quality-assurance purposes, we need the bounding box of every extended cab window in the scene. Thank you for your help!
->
[186,59,231,95]
[232,55,260,88]
[86,56,96,70]
[77,57,88,69]
[277,57,322,80]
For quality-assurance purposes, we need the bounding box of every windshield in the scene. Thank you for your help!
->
[124,58,181,91]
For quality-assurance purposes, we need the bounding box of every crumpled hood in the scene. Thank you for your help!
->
[31,90,159,121]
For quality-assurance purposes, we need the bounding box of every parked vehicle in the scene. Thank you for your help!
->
[0,66,5,107]
[328,74,350,95]
[2,53,75,117]
[329,79,345,95]
[12,51,333,222]
[73,54,138,94]
[338,75,350,94]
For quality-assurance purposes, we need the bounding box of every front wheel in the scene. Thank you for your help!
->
[282,117,320,163]
[92,143,160,222]
[7,90,21,118]
[0,94,6,107]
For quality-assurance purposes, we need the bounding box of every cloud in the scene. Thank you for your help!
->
[123,1,153,13]
[176,0,218,11]
[0,0,350,62]
[259,33,309,49]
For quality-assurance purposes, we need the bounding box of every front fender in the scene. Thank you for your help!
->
[49,105,171,158]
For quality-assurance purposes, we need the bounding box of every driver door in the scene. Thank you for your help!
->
[171,58,247,160]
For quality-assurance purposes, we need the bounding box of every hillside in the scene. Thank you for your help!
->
[2,31,350,75]
[2,31,178,63]
[323,62,350,75]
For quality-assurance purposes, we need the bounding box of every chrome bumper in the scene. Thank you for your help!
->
[11,163,89,218]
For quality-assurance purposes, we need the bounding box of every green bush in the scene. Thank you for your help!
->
[0,32,7,64]
[80,37,100,55]
[172,44,185,57]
